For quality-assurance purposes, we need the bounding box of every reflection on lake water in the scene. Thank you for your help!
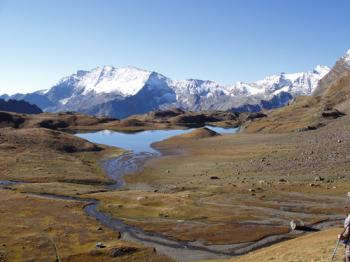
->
[76,126,238,154]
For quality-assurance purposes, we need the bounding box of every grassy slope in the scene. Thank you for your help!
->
[229,228,345,262]
[0,127,122,184]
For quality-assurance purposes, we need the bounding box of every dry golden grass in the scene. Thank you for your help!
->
[9,182,108,196]
[228,228,345,262]
[242,96,323,133]
[170,127,220,139]
[92,190,289,245]
[0,190,172,262]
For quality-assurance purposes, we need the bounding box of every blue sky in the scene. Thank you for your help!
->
[0,0,349,94]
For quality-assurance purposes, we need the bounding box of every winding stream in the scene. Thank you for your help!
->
[0,126,344,261]
[77,126,246,261]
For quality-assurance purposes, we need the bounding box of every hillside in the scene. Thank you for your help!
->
[0,111,115,130]
[0,99,42,114]
[228,228,344,262]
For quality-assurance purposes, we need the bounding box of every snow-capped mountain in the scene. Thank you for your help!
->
[42,66,176,118]
[167,65,329,112]
[49,66,158,101]
[230,65,329,97]
[2,61,332,118]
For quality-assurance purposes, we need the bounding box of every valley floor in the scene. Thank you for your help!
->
[1,114,350,261]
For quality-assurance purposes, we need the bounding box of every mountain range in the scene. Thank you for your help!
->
[1,59,335,118]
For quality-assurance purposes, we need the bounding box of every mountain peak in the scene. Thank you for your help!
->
[343,49,350,65]
[77,66,154,96]
[104,65,114,69]
[313,65,330,75]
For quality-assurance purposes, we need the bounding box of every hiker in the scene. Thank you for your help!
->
[338,208,350,261]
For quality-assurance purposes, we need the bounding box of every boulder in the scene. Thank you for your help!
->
[95,242,106,248]
[314,176,324,182]
[321,109,345,119]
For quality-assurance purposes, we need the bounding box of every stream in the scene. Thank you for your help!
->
[77,126,246,261]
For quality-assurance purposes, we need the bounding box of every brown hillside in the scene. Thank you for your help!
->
[229,228,344,262]
[176,127,220,139]
[313,58,350,97]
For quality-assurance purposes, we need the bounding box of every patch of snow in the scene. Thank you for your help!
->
[228,81,264,96]
[59,97,70,105]
[273,86,290,95]
[80,66,153,96]
[343,49,350,65]
[284,72,303,82]
[35,89,49,95]
[313,65,330,75]
[172,79,230,97]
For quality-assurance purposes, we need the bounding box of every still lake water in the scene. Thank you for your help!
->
[76,126,238,154]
